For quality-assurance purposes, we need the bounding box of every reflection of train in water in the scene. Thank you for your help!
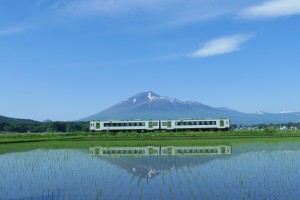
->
[90,118,230,132]
[89,145,231,156]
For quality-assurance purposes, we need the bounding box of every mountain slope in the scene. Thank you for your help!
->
[82,91,227,120]
[80,91,300,125]
[0,115,40,124]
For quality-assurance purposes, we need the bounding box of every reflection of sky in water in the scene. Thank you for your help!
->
[0,142,300,199]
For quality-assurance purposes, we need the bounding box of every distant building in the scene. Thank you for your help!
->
[280,126,288,130]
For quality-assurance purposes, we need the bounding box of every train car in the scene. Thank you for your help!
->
[160,118,230,131]
[90,118,230,132]
[90,120,160,132]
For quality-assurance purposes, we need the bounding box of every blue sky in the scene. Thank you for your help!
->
[0,0,300,121]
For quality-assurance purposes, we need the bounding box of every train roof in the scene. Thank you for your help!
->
[90,118,229,122]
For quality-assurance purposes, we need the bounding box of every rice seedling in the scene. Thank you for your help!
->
[1,139,300,199]
[159,185,164,200]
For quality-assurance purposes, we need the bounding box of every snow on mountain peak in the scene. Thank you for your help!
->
[148,92,153,100]
[117,91,202,107]
[280,110,298,114]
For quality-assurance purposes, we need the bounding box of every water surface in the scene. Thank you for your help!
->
[0,139,299,199]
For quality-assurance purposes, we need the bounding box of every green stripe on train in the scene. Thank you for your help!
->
[167,121,172,128]
[149,121,153,128]
[220,120,224,127]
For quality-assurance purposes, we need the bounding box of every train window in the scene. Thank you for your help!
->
[153,122,158,126]
[212,121,216,125]
[162,122,167,126]
[176,122,180,126]
[141,122,145,126]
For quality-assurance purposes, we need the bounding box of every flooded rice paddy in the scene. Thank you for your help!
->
[0,139,300,199]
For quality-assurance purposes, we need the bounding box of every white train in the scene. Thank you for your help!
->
[89,145,231,156]
[90,118,230,132]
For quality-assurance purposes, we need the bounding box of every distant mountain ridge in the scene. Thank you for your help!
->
[80,91,300,125]
[0,115,40,124]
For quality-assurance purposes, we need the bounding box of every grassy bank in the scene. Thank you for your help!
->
[1,130,300,144]
[1,137,300,155]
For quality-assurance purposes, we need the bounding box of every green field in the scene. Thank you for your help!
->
[1,129,300,144]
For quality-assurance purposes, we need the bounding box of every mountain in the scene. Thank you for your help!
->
[80,91,300,125]
[0,115,40,124]
[42,119,53,123]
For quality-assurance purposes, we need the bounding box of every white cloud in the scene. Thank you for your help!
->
[0,27,24,36]
[191,34,252,58]
[239,0,300,19]
[59,0,249,27]
[64,0,163,15]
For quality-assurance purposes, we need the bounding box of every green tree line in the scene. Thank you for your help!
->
[0,122,90,133]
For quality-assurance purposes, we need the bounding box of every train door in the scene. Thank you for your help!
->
[96,122,100,130]
[167,121,172,129]
[220,120,224,127]
[149,121,153,129]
